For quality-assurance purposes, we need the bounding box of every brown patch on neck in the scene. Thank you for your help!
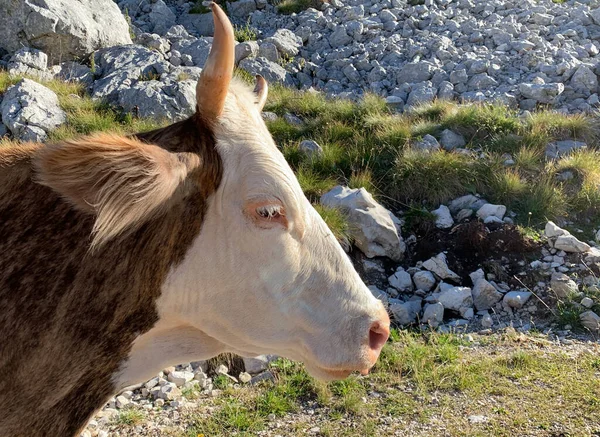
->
[0,115,222,436]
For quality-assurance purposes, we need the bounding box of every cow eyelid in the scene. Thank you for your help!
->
[256,204,283,219]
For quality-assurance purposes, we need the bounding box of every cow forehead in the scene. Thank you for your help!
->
[215,81,302,197]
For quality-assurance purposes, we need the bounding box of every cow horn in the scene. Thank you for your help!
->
[196,2,234,121]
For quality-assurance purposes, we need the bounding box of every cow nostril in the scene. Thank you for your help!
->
[368,320,390,352]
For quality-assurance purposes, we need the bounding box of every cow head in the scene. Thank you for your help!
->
[157,3,390,380]
[36,3,389,382]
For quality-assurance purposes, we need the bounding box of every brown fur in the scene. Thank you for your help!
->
[0,113,222,436]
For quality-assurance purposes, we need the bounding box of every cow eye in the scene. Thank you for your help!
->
[256,205,283,220]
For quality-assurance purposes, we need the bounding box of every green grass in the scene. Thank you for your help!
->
[113,408,145,426]
[234,21,258,42]
[176,331,600,436]
[313,204,351,246]
[4,68,600,235]
[276,0,326,14]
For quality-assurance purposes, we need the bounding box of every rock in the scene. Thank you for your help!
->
[215,364,229,375]
[369,286,389,307]
[406,82,436,107]
[423,253,460,281]
[158,385,181,400]
[266,29,302,58]
[388,267,414,292]
[545,140,587,160]
[545,221,569,238]
[414,134,440,152]
[329,27,352,48]
[1,79,66,142]
[581,297,594,309]
[503,291,532,309]
[550,272,578,298]
[398,62,435,83]
[422,302,444,328]
[321,186,405,261]
[0,0,132,63]
[299,140,323,158]
[432,205,454,229]
[439,129,466,150]
[456,209,473,221]
[243,355,276,374]
[481,313,493,328]
[7,48,49,78]
[449,195,480,213]
[472,279,503,311]
[228,0,257,19]
[519,83,564,104]
[54,61,94,86]
[235,41,259,64]
[437,286,473,312]
[117,79,197,121]
[239,57,294,86]
[554,234,591,253]
[115,396,130,409]
[412,271,436,292]
[390,299,422,325]
[580,310,600,331]
[177,12,215,36]
[167,371,194,387]
[148,0,177,35]
[239,372,252,384]
[476,204,506,221]
[258,42,280,63]
[250,370,275,384]
[571,65,598,93]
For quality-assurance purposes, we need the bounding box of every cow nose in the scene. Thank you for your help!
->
[368,319,390,355]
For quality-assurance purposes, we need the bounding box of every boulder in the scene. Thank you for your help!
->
[0,79,66,142]
[412,270,436,292]
[266,29,302,58]
[299,140,323,158]
[235,41,259,64]
[503,291,532,309]
[388,267,413,292]
[0,0,132,64]
[7,48,50,79]
[471,279,503,311]
[413,134,440,152]
[239,57,294,86]
[439,129,466,150]
[432,205,454,229]
[550,272,578,298]
[476,204,506,221]
[580,310,600,331]
[554,234,590,253]
[545,221,569,238]
[437,286,473,312]
[390,299,422,325]
[117,79,197,121]
[148,0,177,35]
[321,186,406,261]
[423,253,460,281]
[519,83,564,103]
[422,302,444,328]
[545,140,587,160]
[243,355,277,374]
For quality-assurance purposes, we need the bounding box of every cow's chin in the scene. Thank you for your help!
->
[303,362,370,381]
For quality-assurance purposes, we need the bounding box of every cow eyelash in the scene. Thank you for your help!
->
[256,205,283,220]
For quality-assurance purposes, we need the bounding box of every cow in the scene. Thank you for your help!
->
[0,3,390,436]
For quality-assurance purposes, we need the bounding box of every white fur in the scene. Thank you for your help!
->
[115,80,387,389]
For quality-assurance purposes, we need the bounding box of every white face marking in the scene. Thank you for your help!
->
[116,80,388,387]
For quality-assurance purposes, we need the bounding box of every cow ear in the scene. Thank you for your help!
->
[34,133,200,249]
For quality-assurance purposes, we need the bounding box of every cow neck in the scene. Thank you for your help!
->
[0,114,222,437]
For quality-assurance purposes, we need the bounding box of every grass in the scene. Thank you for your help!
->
[276,0,327,14]
[313,204,351,247]
[113,408,145,426]
[3,68,600,229]
[234,21,258,42]
[174,331,600,436]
